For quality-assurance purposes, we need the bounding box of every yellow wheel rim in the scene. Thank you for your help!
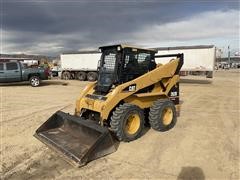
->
[163,107,173,126]
[125,113,140,135]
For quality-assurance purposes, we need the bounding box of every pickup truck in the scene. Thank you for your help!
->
[0,61,49,87]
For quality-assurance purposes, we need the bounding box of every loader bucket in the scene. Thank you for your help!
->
[34,111,119,167]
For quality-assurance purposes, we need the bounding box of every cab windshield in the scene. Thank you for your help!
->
[100,48,117,72]
[96,48,119,93]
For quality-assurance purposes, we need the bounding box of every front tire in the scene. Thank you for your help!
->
[149,99,177,131]
[29,76,40,87]
[110,103,145,142]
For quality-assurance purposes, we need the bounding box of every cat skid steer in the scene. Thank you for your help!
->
[34,44,184,167]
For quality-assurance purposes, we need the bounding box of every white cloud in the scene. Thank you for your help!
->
[1,29,90,55]
[131,9,239,46]
[1,9,239,55]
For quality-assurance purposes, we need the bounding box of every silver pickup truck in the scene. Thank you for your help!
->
[0,61,49,87]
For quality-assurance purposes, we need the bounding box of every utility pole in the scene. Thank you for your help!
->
[228,45,231,67]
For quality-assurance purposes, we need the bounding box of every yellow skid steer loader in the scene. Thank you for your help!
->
[34,44,184,167]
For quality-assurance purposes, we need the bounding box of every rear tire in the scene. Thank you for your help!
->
[110,103,145,142]
[149,99,177,131]
[76,72,86,81]
[29,76,40,87]
[87,72,98,81]
[62,71,71,80]
[206,71,213,78]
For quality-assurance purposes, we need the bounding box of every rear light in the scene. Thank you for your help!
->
[44,68,50,76]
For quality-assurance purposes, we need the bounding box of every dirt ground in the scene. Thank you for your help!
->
[0,70,239,180]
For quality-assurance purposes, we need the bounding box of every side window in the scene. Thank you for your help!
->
[0,63,3,70]
[124,52,151,68]
[138,53,151,63]
[6,62,18,70]
[124,55,130,68]
[124,52,137,68]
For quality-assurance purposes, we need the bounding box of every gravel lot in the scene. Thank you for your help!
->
[0,70,239,180]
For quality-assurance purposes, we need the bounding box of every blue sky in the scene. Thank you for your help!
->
[1,0,239,56]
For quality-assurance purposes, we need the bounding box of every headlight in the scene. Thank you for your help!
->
[117,46,121,51]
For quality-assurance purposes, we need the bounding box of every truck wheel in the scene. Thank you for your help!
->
[62,71,71,80]
[149,99,177,131]
[206,71,213,78]
[87,72,98,81]
[110,103,145,142]
[76,72,86,81]
[29,76,40,87]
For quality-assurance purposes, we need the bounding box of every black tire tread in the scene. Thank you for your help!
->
[149,99,177,131]
[62,71,71,80]
[76,72,86,81]
[110,103,144,142]
[87,72,98,81]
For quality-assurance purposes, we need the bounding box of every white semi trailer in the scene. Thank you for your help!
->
[155,45,216,78]
[61,45,216,81]
[60,52,101,81]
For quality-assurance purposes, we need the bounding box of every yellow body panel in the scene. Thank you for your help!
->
[75,58,180,122]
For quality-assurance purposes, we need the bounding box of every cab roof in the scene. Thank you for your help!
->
[99,44,157,53]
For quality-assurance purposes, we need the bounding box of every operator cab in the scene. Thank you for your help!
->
[96,44,157,93]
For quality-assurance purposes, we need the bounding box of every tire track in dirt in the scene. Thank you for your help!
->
[2,73,240,179]
[2,148,72,180]
[1,104,73,123]
[2,146,46,177]
[217,95,240,179]
[1,80,87,180]
[1,104,73,138]
[1,104,74,178]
